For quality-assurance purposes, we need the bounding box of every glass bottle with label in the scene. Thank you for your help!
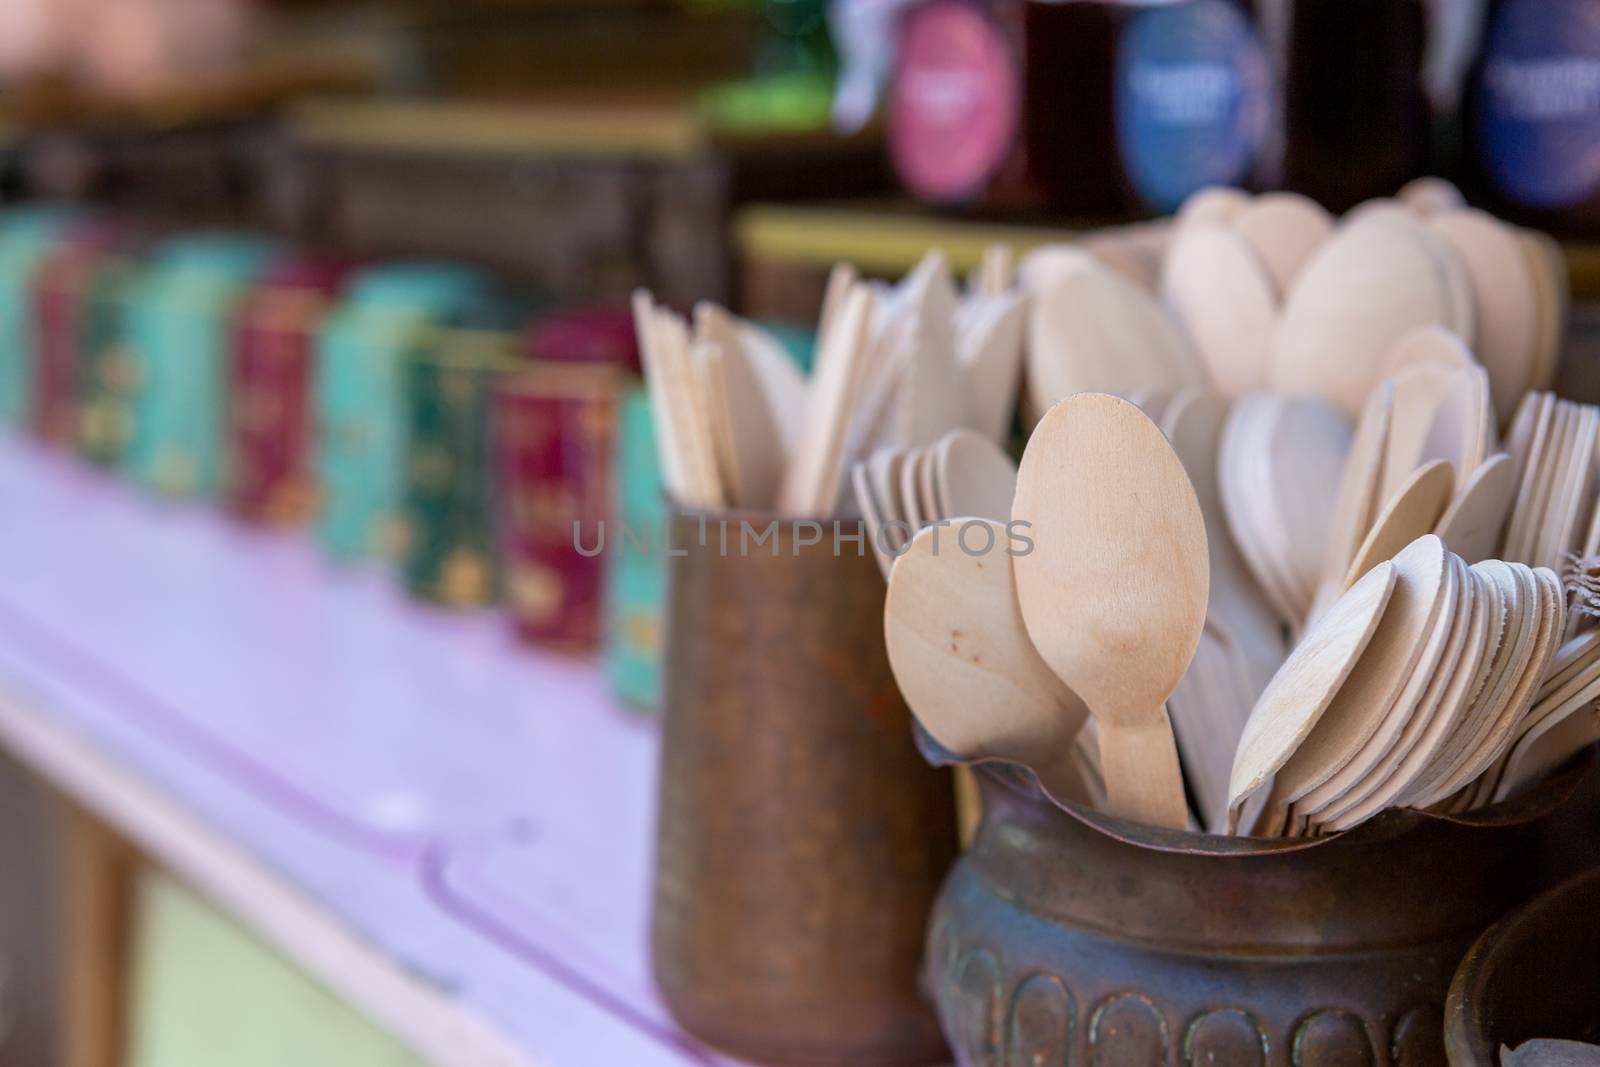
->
[889,0,1274,216]
[888,0,1026,207]
[1467,0,1600,229]
[1111,0,1274,213]
[1280,0,1431,210]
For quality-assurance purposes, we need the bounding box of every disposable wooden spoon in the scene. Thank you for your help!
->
[1012,394,1207,829]
[1227,561,1399,830]
[1162,389,1285,693]
[1176,185,1250,229]
[1398,176,1467,216]
[1026,260,1205,409]
[884,521,1097,804]
[1231,191,1334,293]
[1272,215,1464,417]
[1160,223,1278,397]
[1429,210,1542,425]
[1310,382,1395,622]
[933,429,1016,520]
[1274,535,1452,808]
[1435,453,1517,563]
[1380,324,1476,378]
[778,284,876,515]
[1343,459,1455,589]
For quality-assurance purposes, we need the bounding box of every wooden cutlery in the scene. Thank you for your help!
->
[1013,394,1207,830]
[634,244,1027,517]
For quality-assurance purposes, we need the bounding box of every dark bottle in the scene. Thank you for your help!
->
[1281,0,1431,211]
[1023,0,1128,216]
[1467,0,1600,230]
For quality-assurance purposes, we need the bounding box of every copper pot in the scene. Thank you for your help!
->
[928,752,1600,1067]
[652,504,957,1066]
[1446,865,1600,1064]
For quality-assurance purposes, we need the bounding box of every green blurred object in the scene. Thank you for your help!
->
[125,873,427,1067]
[314,263,491,563]
[0,206,85,427]
[400,330,525,608]
[123,234,283,498]
[603,384,667,710]
[699,0,837,133]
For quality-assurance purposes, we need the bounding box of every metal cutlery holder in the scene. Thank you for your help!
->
[1446,866,1600,1065]
[925,752,1600,1067]
[652,503,957,1067]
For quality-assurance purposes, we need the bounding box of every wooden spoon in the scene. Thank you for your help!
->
[1272,215,1464,418]
[1428,210,1542,426]
[1435,453,1517,563]
[1012,393,1207,828]
[1026,260,1205,410]
[884,521,1096,804]
[777,284,876,515]
[1162,389,1285,693]
[1344,459,1455,589]
[1176,185,1250,230]
[1310,382,1395,623]
[1398,176,1467,216]
[1227,560,1399,829]
[1231,191,1334,293]
[1274,535,1452,807]
[933,429,1016,521]
[1160,223,1278,397]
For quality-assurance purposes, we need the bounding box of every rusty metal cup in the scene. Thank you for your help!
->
[652,503,957,1066]
[926,750,1599,1067]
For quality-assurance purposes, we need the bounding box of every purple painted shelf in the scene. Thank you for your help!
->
[0,434,740,1067]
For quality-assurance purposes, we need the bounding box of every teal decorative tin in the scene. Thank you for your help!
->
[603,384,667,709]
[0,206,85,428]
[121,234,283,497]
[313,262,491,563]
[400,328,525,606]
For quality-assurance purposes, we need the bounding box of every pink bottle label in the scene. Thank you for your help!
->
[890,1,1020,203]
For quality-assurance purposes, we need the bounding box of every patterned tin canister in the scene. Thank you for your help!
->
[603,383,667,707]
[0,206,84,428]
[122,234,283,497]
[401,327,526,606]
[495,360,625,651]
[30,220,148,454]
[313,262,489,563]
[226,259,349,525]
[493,307,641,652]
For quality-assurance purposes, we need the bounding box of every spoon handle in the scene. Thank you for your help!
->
[1097,709,1191,830]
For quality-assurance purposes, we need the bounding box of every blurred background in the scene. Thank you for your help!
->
[0,0,1599,1065]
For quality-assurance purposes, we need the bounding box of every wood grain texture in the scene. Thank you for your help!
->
[1012,394,1206,828]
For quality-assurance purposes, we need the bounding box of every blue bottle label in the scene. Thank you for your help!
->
[1478,0,1600,210]
[1115,0,1271,213]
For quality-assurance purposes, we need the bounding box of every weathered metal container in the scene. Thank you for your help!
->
[225,258,350,525]
[312,261,488,562]
[1446,864,1600,1065]
[653,504,957,1066]
[925,750,1600,1067]
[122,233,282,497]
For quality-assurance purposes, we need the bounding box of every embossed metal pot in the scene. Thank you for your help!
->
[928,754,1599,1067]
[653,504,957,1066]
[1445,866,1600,1064]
